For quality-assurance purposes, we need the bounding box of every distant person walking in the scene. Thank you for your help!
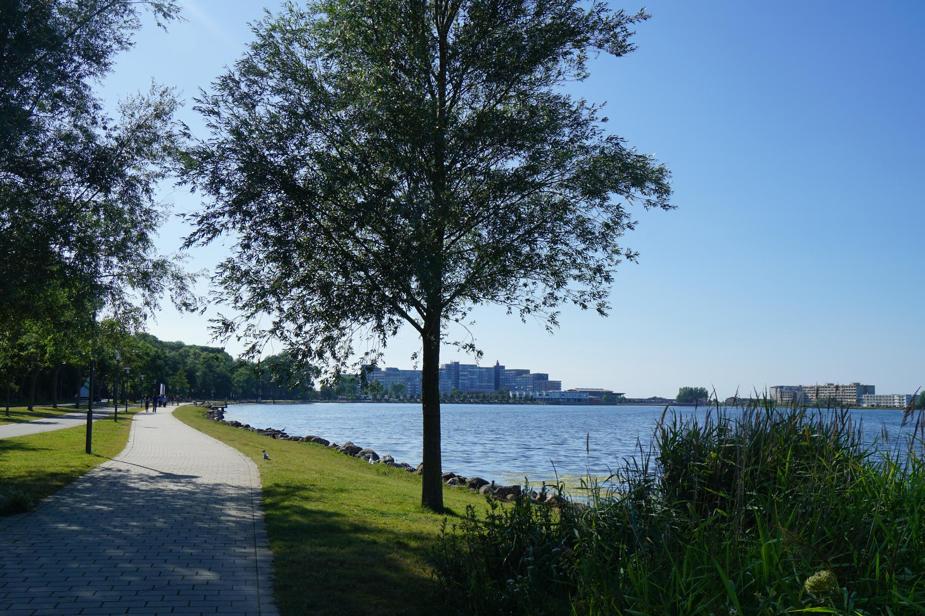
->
[144,397,149,413]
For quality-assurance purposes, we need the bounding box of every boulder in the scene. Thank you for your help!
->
[466,477,489,490]
[357,448,380,462]
[478,484,493,495]
[338,442,362,456]
[442,472,458,482]
[447,477,461,486]
[380,455,395,466]
[414,463,424,475]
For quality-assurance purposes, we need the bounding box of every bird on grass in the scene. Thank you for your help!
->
[262,450,270,461]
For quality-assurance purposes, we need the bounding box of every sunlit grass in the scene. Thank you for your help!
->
[174,404,485,616]
[0,409,138,515]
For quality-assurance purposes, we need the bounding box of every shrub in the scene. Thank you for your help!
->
[433,404,925,615]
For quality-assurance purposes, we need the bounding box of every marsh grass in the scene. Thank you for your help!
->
[434,401,925,615]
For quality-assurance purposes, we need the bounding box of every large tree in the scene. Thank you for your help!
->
[186,0,672,510]
[0,0,195,349]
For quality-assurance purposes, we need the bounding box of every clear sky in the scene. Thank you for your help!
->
[100,1,925,398]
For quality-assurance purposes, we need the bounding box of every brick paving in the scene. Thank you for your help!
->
[0,406,277,615]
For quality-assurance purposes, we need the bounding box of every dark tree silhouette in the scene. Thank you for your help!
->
[186,0,672,510]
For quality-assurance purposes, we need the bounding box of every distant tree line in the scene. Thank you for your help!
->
[0,327,319,410]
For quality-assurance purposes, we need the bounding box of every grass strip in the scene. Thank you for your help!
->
[174,404,484,616]
[0,405,85,425]
[0,409,138,515]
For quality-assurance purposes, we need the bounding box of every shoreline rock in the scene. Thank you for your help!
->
[204,407,563,507]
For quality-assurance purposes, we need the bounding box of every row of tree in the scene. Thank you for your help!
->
[0,1,197,412]
[0,327,323,410]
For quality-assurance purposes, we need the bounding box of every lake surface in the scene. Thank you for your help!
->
[225,403,918,487]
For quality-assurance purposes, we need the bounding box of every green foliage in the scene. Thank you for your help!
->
[434,405,925,615]
[184,0,672,509]
[0,0,196,375]
[676,386,710,404]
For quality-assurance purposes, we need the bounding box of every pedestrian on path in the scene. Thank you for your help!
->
[144,397,149,413]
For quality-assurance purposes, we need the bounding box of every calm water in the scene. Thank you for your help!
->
[225,403,917,487]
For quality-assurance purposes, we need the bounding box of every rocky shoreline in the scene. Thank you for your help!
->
[206,406,564,506]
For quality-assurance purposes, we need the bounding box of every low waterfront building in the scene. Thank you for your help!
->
[535,390,590,402]
[567,388,625,402]
[861,393,912,409]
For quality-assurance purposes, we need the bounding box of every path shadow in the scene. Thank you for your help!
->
[94,455,199,480]
[0,470,272,610]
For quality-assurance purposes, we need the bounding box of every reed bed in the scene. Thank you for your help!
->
[433,402,925,615]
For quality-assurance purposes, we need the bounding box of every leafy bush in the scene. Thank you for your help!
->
[433,404,925,615]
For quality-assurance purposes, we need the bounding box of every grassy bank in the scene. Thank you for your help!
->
[0,404,81,425]
[0,409,138,515]
[434,405,925,615]
[173,405,484,616]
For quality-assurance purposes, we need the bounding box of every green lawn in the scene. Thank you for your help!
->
[0,409,138,515]
[0,404,83,425]
[174,404,485,616]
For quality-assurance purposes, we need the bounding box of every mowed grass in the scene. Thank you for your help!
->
[0,404,82,425]
[0,409,138,515]
[174,404,485,616]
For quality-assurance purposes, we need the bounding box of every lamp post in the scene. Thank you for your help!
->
[124,366,130,414]
[113,351,120,422]
[85,359,94,454]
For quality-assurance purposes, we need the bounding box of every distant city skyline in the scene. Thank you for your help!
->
[101,1,924,397]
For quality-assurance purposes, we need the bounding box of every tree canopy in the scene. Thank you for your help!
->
[0,0,195,351]
[676,387,710,404]
[186,0,672,510]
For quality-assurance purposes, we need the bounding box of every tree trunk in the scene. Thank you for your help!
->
[27,367,38,411]
[52,365,60,408]
[420,316,444,511]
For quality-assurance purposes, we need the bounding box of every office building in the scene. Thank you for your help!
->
[366,367,422,397]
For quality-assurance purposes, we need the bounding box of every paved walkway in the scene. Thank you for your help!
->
[0,407,118,440]
[0,406,277,615]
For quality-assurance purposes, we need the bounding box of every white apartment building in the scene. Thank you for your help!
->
[861,393,912,409]
[771,383,875,406]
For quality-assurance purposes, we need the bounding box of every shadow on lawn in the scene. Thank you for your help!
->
[263,481,457,616]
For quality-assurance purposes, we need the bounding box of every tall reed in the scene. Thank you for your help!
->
[433,402,925,615]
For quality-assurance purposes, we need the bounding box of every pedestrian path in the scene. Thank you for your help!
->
[0,407,117,440]
[0,405,278,615]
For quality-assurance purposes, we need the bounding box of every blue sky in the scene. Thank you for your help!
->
[101,1,924,397]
